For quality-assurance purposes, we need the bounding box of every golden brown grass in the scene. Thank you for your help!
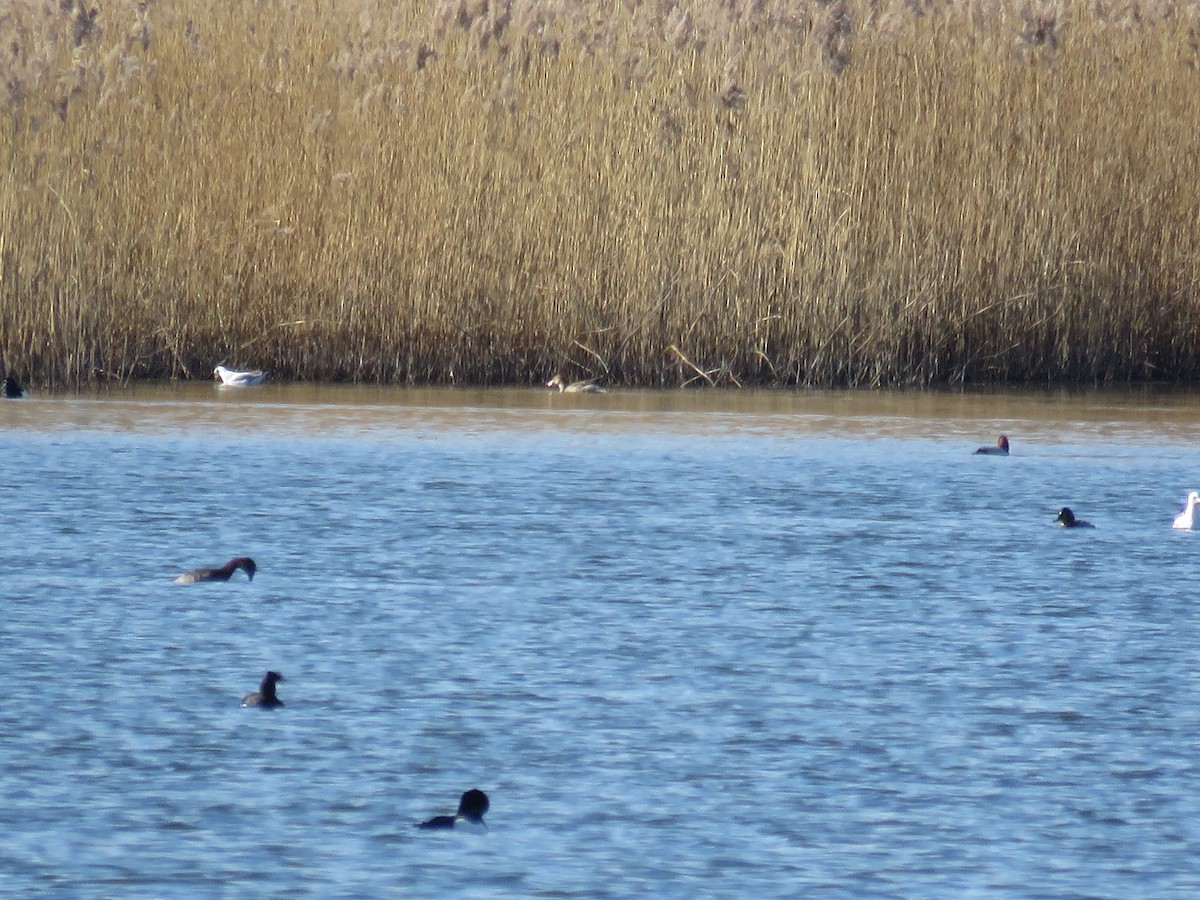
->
[2,0,1199,388]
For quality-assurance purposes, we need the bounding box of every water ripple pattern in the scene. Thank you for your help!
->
[2,388,1199,897]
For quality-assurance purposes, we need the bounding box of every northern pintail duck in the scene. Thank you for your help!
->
[1173,491,1200,529]
[174,557,257,584]
[415,789,489,831]
[973,434,1010,456]
[4,375,25,398]
[214,365,267,386]
[546,374,606,393]
[1056,507,1094,528]
[242,671,284,708]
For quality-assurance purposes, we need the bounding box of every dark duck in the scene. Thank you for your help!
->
[242,671,284,708]
[415,789,489,831]
[174,557,257,584]
[1056,507,1094,528]
[973,434,1010,456]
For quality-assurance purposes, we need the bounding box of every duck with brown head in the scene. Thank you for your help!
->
[973,434,1010,456]
[174,557,257,584]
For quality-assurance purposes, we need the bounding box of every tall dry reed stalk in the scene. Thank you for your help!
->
[1,0,1198,388]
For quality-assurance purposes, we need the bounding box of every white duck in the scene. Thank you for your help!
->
[214,365,267,387]
[546,374,606,394]
[1173,491,1200,529]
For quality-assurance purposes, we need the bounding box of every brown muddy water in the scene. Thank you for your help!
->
[4,381,1200,440]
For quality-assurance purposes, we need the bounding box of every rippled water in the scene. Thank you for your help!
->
[3,385,1200,897]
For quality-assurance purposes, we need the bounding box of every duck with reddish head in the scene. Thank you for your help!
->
[973,434,1010,456]
[174,557,257,584]
[415,789,489,832]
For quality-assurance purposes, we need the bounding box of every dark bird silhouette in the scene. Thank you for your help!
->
[415,789,489,831]
[174,557,257,584]
[242,671,284,708]
[973,434,1010,456]
[1056,507,1094,528]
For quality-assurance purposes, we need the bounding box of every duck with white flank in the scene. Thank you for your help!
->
[546,374,606,393]
[1173,492,1200,530]
[242,671,284,708]
[1056,507,1094,528]
[214,365,267,386]
[174,557,257,584]
[415,789,489,831]
[973,434,1010,456]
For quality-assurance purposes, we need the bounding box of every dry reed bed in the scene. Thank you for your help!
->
[1,0,1199,387]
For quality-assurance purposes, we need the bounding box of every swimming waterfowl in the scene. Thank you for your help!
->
[242,671,284,708]
[1056,507,1094,528]
[973,434,1010,456]
[213,365,267,387]
[1173,491,1200,530]
[415,789,489,831]
[546,374,606,394]
[173,557,257,584]
[4,375,25,398]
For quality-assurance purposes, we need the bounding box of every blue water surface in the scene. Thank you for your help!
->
[1,386,1199,898]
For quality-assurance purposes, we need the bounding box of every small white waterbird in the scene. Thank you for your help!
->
[546,374,606,393]
[1173,491,1200,530]
[213,365,267,387]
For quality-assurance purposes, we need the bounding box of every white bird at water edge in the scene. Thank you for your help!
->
[546,374,606,393]
[214,365,267,387]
